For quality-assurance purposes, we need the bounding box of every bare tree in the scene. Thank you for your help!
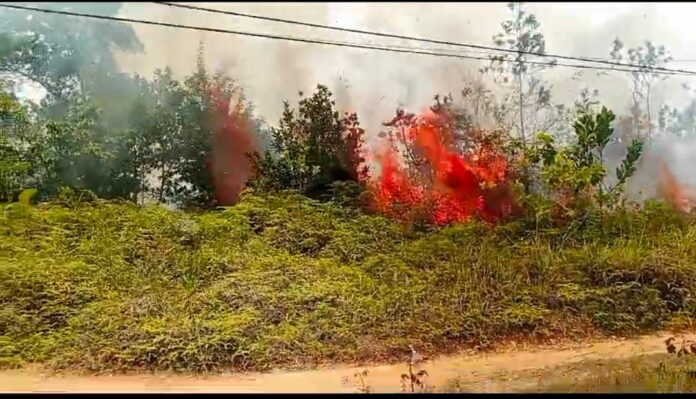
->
[609,38,672,140]
[483,2,565,146]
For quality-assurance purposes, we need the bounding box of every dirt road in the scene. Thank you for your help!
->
[1,331,693,393]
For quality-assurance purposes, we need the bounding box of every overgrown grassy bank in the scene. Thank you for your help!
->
[1,193,695,372]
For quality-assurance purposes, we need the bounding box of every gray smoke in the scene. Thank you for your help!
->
[11,2,696,201]
[114,3,695,122]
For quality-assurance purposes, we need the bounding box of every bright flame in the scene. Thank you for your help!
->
[368,109,515,225]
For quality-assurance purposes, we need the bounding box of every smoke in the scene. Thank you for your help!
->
[208,86,259,205]
[112,3,696,161]
[627,134,696,207]
[112,2,507,141]
[10,2,696,204]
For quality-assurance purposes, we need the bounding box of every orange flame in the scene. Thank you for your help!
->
[368,109,515,225]
[658,159,696,214]
[208,86,259,206]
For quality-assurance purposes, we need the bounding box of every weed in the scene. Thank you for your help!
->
[538,355,696,393]
[400,345,429,393]
[342,369,371,393]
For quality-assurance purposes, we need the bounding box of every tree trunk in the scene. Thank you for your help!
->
[158,165,169,204]
[518,73,526,146]
[646,83,653,139]
[515,4,526,147]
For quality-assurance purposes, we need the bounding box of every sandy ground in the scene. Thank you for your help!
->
[1,330,694,393]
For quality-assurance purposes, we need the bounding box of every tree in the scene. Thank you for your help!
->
[657,82,696,139]
[460,75,496,129]
[106,75,158,202]
[0,84,30,200]
[484,2,566,146]
[107,42,262,208]
[2,28,262,206]
[30,95,116,197]
[0,3,155,202]
[170,45,259,207]
[0,2,145,127]
[250,84,367,197]
[609,39,672,140]
[659,101,696,139]
[526,105,643,217]
[1,88,117,199]
[129,68,188,203]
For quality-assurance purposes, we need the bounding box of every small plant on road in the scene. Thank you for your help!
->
[342,369,371,393]
[401,345,429,392]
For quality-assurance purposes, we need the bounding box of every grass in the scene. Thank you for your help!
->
[0,192,695,373]
[532,354,696,393]
[442,354,696,393]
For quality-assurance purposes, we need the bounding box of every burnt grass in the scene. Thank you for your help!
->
[1,192,695,373]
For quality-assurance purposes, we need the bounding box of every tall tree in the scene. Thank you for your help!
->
[609,39,672,140]
[172,44,258,207]
[0,82,31,200]
[658,86,696,139]
[484,2,566,146]
[250,84,367,197]
[118,42,261,208]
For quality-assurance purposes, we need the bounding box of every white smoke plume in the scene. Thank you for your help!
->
[108,2,696,200]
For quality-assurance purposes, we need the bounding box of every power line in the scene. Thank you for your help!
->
[154,1,696,77]
[0,3,692,77]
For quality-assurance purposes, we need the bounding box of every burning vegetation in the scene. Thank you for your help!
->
[235,87,661,228]
[368,107,516,225]
[208,86,259,206]
[658,160,696,214]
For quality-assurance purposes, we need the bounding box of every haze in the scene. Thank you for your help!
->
[113,2,696,132]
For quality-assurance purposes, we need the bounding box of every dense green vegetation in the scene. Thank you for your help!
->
[1,192,695,372]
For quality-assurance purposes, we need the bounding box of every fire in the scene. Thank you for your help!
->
[208,87,259,206]
[207,90,517,223]
[368,109,514,225]
[658,160,696,214]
